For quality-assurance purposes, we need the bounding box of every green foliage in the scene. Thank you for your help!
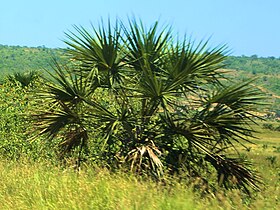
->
[0,81,58,161]
[223,56,280,112]
[30,18,265,195]
[0,83,30,159]
[7,70,38,87]
[224,55,280,74]
[0,44,64,80]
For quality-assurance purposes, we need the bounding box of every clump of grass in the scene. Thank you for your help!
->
[262,144,268,150]
[266,156,277,166]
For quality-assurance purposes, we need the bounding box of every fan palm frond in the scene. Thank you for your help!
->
[60,126,88,154]
[64,19,125,87]
[33,102,81,140]
[122,19,171,73]
[40,60,90,106]
[164,39,228,94]
[205,155,262,195]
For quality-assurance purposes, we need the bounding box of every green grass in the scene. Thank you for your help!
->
[0,160,256,209]
[0,154,279,209]
[0,124,279,209]
[0,160,206,210]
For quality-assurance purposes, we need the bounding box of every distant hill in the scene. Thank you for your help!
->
[0,45,64,78]
[223,55,280,113]
[1,45,279,113]
[224,55,280,74]
[224,55,280,96]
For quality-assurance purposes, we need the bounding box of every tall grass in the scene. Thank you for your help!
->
[0,155,279,210]
[0,159,205,210]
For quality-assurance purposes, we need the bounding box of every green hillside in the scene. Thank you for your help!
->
[223,55,280,113]
[225,55,280,74]
[1,45,280,113]
[0,45,64,78]
[224,55,280,94]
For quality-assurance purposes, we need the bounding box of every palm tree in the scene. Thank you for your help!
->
[8,70,38,87]
[32,18,264,194]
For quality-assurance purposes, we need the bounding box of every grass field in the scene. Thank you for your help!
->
[0,124,279,210]
[0,160,209,210]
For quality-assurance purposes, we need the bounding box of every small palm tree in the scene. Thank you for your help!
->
[8,70,38,87]
[32,18,264,194]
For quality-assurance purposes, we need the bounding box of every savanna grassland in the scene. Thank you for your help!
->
[0,19,280,210]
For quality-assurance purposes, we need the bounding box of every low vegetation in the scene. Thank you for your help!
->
[0,127,279,209]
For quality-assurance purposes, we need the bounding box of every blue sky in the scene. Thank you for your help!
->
[0,0,279,57]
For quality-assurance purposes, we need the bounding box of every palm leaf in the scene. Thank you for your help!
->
[40,60,89,106]
[33,102,81,140]
[64,20,125,88]
[205,155,262,195]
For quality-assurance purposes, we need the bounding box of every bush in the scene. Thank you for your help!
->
[0,81,57,161]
